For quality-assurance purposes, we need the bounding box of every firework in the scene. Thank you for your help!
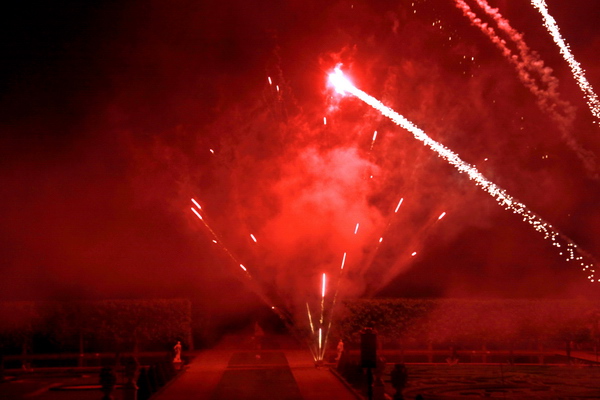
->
[531,0,600,122]
[395,198,404,213]
[455,0,597,176]
[340,252,347,270]
[328,67,597,282]
[370,130,378,151]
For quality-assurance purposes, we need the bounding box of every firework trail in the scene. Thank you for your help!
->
[531,0,600,123]
[368,207,449,294]
[320,251,349,361]
[190,199,302,336]
[455,0,597,177]
[329,67,597,282]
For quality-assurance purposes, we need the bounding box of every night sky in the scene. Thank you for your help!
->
[1,0,599,322]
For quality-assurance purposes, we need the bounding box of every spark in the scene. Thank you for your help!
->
[319,273,326,330]
[379,237,383,243]
[438,212,447,220]
[268,76,272,85]
[318,328,322,355]
[324,117,327,125]
[395,198,404,213]
[250,234,257,243]
[209,149,215,155]
[531,0,600,122]
[306,303,315,334]
[190,207,203,220]
[191,198,202,210]
[329,68,597,282]
[354,223,360,234]
[411,252,417,257]
[239,264,247,271]
[340,252,347,270]
[370,130,378,150]
[212,240,217,244]
[276,85,280,92]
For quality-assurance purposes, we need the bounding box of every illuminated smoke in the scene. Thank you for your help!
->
[531,0,600,123]
[328,68,597,283]
[455,0,597,177]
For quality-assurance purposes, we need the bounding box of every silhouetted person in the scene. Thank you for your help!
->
[390,363,408,400]
[100,366,117,400]
[253,321,265,358]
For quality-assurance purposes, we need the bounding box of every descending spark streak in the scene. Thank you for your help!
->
[250,234,257,243]
[438,212,447,220]
[340,252,347,270]
[354,223,360,234]
[395,198,404,213]
[370,131,378,150]
[191,198,202,210]
[268,76,272,85]
[329,68,597,282]
[531,0,600,122]
[189,201,310,356]
[191,206,248,273]
[321,273,327,297]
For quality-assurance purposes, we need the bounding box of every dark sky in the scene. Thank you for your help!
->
[1,0,599,321]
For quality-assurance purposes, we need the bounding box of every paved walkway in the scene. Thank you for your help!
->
[153,348,359,400]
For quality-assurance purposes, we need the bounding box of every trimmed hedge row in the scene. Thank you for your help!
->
[333,298,600,348]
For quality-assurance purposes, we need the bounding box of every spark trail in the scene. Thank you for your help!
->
[455,0,597,177]
[329,68,597,282]
[531,0,600,123]
[190,199,301,340]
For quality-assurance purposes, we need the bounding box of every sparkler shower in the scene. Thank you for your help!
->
[1,0,600,350]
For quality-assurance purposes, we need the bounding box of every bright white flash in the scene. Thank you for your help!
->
[328,67,353,94]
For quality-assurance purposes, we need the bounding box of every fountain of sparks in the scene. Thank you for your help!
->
[191,198,338,362]
[328,67,598,283]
